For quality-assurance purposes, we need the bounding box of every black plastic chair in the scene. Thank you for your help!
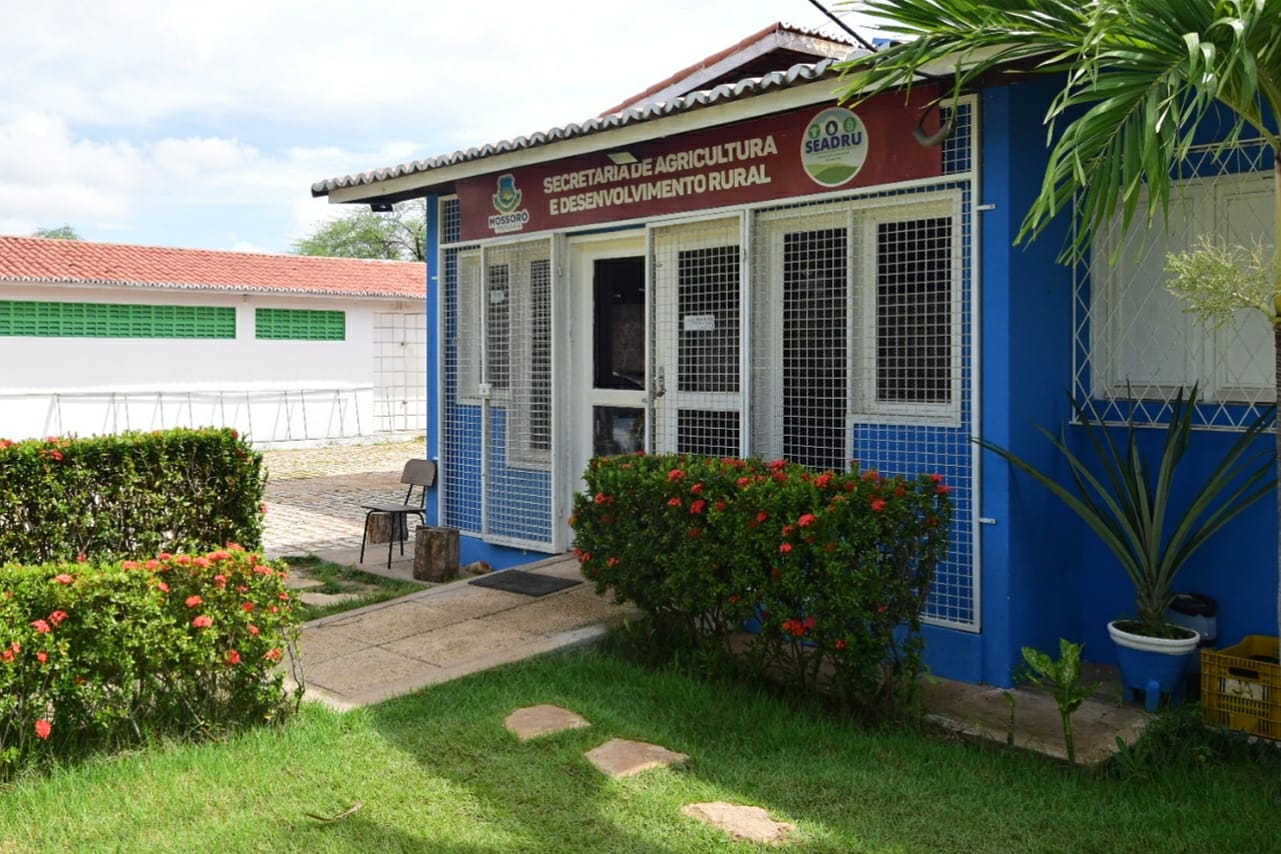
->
[359,459,436,568]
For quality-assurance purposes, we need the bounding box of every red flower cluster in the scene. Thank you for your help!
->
[781,616,816,637]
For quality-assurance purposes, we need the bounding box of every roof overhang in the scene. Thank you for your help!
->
[316,64,851,207]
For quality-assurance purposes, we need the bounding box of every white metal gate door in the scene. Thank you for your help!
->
[651,217,745,457]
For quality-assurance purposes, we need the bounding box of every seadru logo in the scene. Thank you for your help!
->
[488,174,529,234]
[801,107,868,188]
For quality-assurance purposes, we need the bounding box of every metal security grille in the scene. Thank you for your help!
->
[750,182,975,629]
[440,228,554,548]
[0,301,235,339]
[255,308,345,341]
[876,217,953,405]
[652,217,743,458]
[1077,136,1275,428]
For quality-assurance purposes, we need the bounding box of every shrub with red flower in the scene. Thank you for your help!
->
[571,452,952,721]
[1,546,300,780]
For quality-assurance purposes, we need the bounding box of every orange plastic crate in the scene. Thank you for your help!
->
[1201,636,1280,740]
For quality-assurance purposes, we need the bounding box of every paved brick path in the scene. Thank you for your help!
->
[260,439,425,558]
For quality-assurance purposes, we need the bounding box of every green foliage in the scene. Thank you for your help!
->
[978,387,1275,636]
[1166,236,1281,323]
[31,225,80,240]
[1021,639,1093,764]
[570,453,952,721]
[1109,703,1281,782]
[293,201,425,261]
[0,547,301,778]
[838,0,1281,259]
[0,427,265,564]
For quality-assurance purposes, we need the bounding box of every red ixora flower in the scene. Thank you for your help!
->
[690,482,703,494]
[192,615,213,629]
[48,610,68,626]
[122,560,138,570]
[34,719,52,740]
[930,473,944,484]
[798,513,818,528]
[594,492,610,505]
[782,619,807,637]
[30,619,51,634]
[223,649,242,666]
[185,595,203,608]
[689,499,706,514]
[36,651,49,663]
[248,624,260,635]
[145,559,160,570]
[667,497,682,507]
[871,499,886,512]
[157,581,170,593]
[264,648,283,663]
[936,484,952,495]
[779,542,793,554]
[53,573,74,585]
[667,468,685,482]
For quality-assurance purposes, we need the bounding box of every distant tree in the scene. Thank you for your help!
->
[293,201,425,261]
[32,225,80,240]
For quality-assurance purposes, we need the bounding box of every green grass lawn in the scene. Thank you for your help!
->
[3,648,1277,853]
[281,555,427,621]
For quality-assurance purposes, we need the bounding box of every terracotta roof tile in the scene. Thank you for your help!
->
[0,236,425,300]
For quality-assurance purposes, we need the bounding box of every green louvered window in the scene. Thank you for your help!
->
[0,301,235,338]
[255,308,346,340]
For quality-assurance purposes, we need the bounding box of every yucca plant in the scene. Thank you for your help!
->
[978,387,1275,638]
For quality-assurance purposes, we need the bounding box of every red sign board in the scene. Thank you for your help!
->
[456,87,941,241]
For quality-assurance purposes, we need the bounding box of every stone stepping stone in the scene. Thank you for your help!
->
[505,704,591,741]
[298,591,365,608]
[284,575,326,590]
[585,738,688,778]
[682,802,795,845]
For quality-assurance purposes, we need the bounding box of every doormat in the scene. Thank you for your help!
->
[468,569,582,597]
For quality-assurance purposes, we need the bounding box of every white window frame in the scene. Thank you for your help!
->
[858,191,963,425]
[1089,171,1274,403]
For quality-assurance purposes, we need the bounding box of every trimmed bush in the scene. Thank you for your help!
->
[0,547,300,778]
[0,428,264,564]
[571,453,952,721]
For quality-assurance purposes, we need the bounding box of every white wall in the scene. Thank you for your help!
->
[0,283,422,446]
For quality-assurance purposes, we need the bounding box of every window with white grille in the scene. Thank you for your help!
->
[1082,142,1274,425]
[865,199,959,421]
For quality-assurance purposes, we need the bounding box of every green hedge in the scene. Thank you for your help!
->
[0,428,264,564]
[0,547,300,778]
[571,453,952,721]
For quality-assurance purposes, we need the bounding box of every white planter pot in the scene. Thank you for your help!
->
[1107,620,1199,655]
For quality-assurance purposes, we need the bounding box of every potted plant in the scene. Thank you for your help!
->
[978,386,1275,711]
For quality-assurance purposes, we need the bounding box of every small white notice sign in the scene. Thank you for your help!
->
[682,313,716,332]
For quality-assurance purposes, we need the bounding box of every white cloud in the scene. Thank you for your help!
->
[0,1,882,250]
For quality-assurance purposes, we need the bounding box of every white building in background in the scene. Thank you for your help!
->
[0,236,426,446]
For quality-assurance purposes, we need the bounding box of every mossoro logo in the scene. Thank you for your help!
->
[488,174,529,234]
[801,107,868,188]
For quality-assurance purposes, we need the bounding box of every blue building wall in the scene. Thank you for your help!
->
[973,79,1279,682]
[960,77,1078,686]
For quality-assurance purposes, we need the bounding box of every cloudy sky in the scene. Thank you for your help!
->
[0,1,886,255]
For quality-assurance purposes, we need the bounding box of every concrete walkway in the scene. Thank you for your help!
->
[288,552,640,709]
[261,440,1150,765]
